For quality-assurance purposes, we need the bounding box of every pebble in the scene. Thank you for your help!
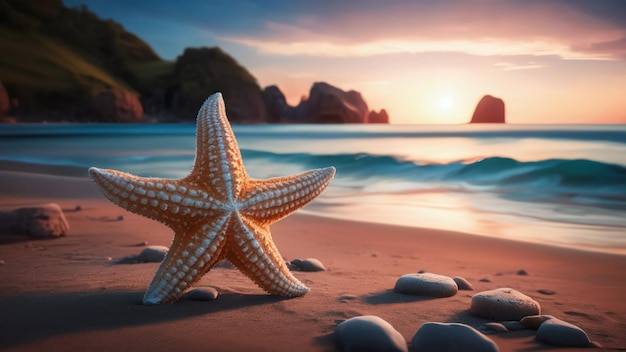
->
[481,322,509,334]
[214,260,234,269]
[290,258,325,272]
[536,317,598,348]
[517,269,528,276]
[136,245,169,262]
[479,278,491,283]
[0,260,5,265]
[338,294,357,302]
[520,315,555,330]
[471,288,540,320]
[393,273,458,298]
[116,245,169,264]
[183,287,219,301]
[411,322,499,352]
[537,289,555,295]
[500,321,526,331]
[453,276,473,290]
[335,315,407,352]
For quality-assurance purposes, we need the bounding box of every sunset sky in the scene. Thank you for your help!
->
[63,0,626,124]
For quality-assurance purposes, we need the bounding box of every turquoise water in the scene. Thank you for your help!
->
[1,124,625,254]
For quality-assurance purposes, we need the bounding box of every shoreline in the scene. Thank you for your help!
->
[1,165,625,350]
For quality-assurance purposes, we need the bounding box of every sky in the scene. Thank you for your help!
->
[63,0,626,124]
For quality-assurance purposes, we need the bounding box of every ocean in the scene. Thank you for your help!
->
[1,124,625,254]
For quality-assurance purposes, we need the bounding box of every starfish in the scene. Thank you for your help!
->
[88,93,335,304]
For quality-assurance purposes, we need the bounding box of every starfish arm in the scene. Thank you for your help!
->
[241,167,336,226]
[227,214,309,297]
[143,214,232,304]
[88,167,222,226]
[188,93,247,199]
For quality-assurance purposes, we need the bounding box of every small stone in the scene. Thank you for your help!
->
[183,287,219,301]
[134,241,149,247]
[411,322,499,352]
[136,245,168,262]
[394,273,458,298]
[471,288,541,320]
[501,321,526,331]
[417,270,427,274]
[335,315,407,352]
[537,289,555,295]
[338,294,357,302]
[290,258,325,272]
[521,315,555,330]
[116,245,169,264]
[0,260,5,265]
[453,276,473,290]
[116,215,124,221]
[536,317,596,348]
[479,278,491,283]
[74,205,82,211]
[481,322,509,334]
[214,260,234,269]
[517,269,528,276]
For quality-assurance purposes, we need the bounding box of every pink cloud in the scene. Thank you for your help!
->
[220,1,626,61]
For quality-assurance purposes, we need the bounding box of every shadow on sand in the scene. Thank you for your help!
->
[0,290,283,350]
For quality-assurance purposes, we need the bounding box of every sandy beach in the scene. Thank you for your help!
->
[1,164,625,351]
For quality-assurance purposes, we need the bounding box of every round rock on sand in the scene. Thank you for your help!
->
[471,288,540,320]
[183,287,219,301]
[335,315,407,352]
[290,258,325,272]
[0,203,69,238]
[411,322,499,352]
[394,273,458,298]
[453,276,473,290]
[536,317,597,348]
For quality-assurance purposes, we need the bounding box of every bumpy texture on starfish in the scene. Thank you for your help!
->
[89,93,335,304]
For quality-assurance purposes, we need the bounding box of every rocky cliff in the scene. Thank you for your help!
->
[157,47,267,123]
[0,0,388,124]
[0,0,154,122]
[470,95,505,123]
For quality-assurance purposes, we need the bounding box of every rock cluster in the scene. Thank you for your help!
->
[519,315,599,347]
[263,83,389,124]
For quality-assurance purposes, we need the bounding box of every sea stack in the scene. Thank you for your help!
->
[470,95,505,123]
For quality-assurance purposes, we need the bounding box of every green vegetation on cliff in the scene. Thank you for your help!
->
[0,0,160,120]
[0,0,266,122]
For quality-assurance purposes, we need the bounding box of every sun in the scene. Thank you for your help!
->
[438,95,455,111]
